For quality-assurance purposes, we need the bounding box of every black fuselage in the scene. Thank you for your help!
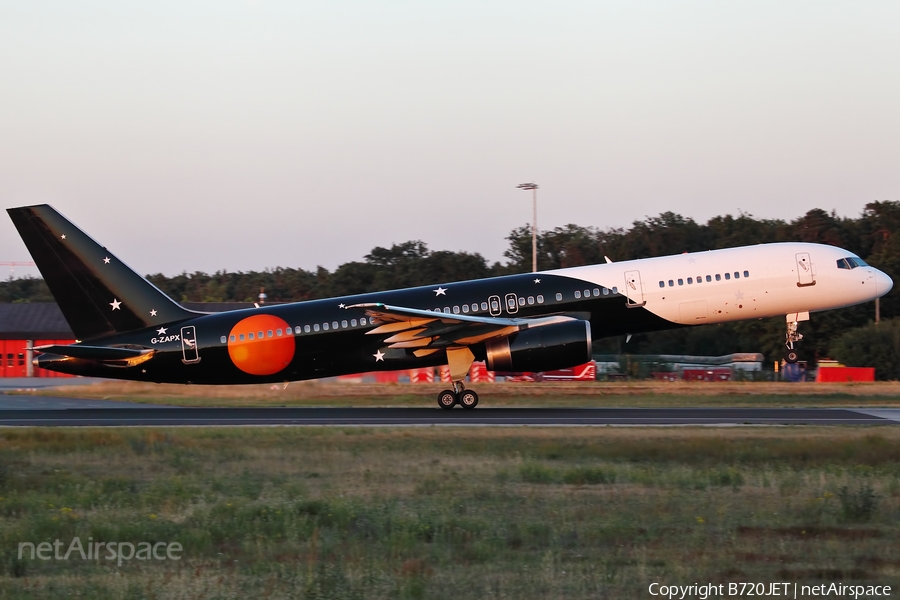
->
[52,272,672,384]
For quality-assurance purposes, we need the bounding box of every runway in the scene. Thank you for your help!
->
[0,395,898,426]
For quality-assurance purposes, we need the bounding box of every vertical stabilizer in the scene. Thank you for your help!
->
[7,204,195,341]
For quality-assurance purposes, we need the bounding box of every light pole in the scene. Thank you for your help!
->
[516,182,538,272]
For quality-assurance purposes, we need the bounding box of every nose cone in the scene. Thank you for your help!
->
[875,269,893,298]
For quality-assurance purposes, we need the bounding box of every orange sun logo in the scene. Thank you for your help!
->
[227,314,295,376]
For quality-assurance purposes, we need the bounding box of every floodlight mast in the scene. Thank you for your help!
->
[516,183,539,272]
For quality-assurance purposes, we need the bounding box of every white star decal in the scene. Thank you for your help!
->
[149,309,157,317]
[735,290,745,300]
[60,234,66,240]
[157,327,168,335]
[110,299,121,310]
[434,287,447,296]
[373,350,385,362]
[534,278,541,284]
[339,303,346,309]
[103,257,110,264]
[687,256,696,264]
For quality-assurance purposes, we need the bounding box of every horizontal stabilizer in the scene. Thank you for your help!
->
[34,344,155,362]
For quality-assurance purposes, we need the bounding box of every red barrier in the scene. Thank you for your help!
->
[815,367,875,382]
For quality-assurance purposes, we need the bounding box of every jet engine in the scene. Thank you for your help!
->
[485,320,592,373]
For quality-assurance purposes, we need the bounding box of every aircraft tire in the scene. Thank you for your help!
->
[437,390,457,410]
[459,390,479,409]
[784,350,799,364]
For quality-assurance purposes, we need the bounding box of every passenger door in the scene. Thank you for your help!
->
[796,253,815,287]
[624,270,646,307]
[181,326,200,364]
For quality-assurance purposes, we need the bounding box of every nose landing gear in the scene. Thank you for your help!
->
[784,312,809,364]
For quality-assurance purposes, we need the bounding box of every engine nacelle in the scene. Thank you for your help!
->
[485,320,592,373]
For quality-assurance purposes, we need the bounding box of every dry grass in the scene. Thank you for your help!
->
[14,379,900,407]
[0,426,898,598]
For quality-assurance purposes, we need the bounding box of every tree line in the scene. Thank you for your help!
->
[3,202,898,374]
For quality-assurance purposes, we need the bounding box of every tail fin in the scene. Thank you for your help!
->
[7,204,195,341]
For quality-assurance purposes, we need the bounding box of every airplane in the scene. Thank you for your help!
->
[7,204,893,409]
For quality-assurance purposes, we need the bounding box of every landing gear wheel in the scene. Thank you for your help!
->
[458,390,479,409]
[437,390,457,410]
[784,350,799,364]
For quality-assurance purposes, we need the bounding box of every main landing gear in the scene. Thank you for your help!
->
[437,381,479,410]
[784,312,809,364]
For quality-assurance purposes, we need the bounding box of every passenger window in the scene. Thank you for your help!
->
[444,307,451,313]
[602,287,609,295]
[527,296,535,305]
[537,295,544,303]
[715,274,721,281]
[612,287,618,294]
[491,299,500,310]
[574,290,582,299]
[341,320,348,328]
[220,336,226,344]
[582,290,589,298]
[462,304,469,313]
[659,281,665,288]
[687,277,693,284]
[314,324,321,332]
[697,275,702,283]
[593,288,600,296]
[555,293,562,301]
[452,306,460,314]
[474,303,481,312]
[518,297,525,306]
[724,273,731,280]
[258,331,264,339]
[267,330,273,338]
[706,275,712,282]
[351,318,358,326]
[276,328,282,336]
[678,279,683,286]
[332,321,339,329]
[734,272,740,279]
[360,318,367,325]
[743,270,749,277]
[248,332,254,340]
[303,325,310,333]
[481,302,488,311]
[230,335,236,342]
[668,280,674,287]
[507,297,516,308]
[240,333,245,341]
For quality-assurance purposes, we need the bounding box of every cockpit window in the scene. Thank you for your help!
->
[838,257,869,270]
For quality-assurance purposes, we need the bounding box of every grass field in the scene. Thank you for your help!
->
[15,379,900,407]
[1,426,899,599]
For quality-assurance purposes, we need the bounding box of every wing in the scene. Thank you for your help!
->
[345,302,574,357]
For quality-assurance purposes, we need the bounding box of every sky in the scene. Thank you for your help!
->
[1,1,898,279]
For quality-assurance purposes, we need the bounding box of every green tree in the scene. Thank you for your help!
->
[832,319,900,380]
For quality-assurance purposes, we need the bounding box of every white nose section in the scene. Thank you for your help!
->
[875,269,893,297]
